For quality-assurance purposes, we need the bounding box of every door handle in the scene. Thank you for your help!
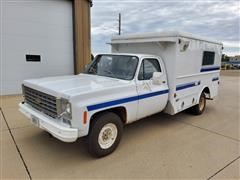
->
[162,81,166,83]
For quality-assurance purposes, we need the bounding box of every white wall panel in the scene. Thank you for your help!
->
[1,0,74,95]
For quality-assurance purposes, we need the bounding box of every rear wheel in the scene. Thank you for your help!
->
[88,112,123,157]
[189,92,206,115]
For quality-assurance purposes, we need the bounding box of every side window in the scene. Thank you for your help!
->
[202,51,215,66]
[138,58,161,80]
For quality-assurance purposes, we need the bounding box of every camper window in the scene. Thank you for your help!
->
[202,51,215,66]
[138,58,161,80]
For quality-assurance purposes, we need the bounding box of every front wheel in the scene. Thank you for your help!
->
[88,112,123,158]
[189,92,206,115]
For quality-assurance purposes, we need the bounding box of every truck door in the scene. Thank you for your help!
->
[136,58,169,119]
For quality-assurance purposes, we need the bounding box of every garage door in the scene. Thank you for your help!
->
[0,0,74,95]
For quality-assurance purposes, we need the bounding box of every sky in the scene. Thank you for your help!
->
[91,0,240,56]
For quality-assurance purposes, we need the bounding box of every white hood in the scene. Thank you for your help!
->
[23,74,130,99]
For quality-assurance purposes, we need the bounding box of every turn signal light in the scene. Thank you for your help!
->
[83,111,87,124]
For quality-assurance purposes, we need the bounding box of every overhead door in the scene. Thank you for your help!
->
[1,0,74,95]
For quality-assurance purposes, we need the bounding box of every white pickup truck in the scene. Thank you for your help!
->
[19,31,222,157]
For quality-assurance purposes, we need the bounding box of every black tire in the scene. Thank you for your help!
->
[88,112,123,158]
[189,92,206,115]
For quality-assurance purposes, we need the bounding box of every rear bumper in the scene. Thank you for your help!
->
[19,103,78,142]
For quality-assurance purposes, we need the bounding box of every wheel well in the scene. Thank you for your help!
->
[90,107,127,125]
[202,87,210,98]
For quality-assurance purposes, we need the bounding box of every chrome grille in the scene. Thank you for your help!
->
[23,86,60,118]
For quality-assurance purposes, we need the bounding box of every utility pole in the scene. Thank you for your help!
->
[118,13,121,35]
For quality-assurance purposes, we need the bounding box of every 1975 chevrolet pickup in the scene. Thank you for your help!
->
[19,31,222,157]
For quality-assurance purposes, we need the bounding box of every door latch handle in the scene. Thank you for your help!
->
[162,81,166,83]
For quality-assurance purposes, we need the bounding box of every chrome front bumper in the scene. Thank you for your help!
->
[19,103,78,142]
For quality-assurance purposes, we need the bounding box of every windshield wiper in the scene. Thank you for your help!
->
[104,69,113,75]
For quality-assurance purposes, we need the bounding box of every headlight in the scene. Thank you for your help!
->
[65,103,71,114]
[59,99,72,119]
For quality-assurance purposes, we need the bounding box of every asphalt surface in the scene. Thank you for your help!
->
[0,72,239,179]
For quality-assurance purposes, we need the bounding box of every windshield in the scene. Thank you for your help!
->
[85,55,139,80]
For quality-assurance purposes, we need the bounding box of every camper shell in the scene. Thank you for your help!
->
[111,31,223,114]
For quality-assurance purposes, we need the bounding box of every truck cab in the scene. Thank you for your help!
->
[86,53,169,120]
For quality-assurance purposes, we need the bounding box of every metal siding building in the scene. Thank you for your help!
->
[0,0,91,95]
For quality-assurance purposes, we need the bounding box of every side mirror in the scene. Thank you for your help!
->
[91,54,94,61]
[84,63,92,72]
[152,72,163,85]
[85,64,89,70]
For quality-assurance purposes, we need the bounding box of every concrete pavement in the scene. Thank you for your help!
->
[0,73,239,179]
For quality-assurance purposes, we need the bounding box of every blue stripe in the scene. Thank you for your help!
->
[176,81,200,91]
[201,66,220,72]
[138,89,169,100]
[212,77,219,81]
[87,89,169,111]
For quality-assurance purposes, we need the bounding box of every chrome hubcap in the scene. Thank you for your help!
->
[98,123,118,149]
